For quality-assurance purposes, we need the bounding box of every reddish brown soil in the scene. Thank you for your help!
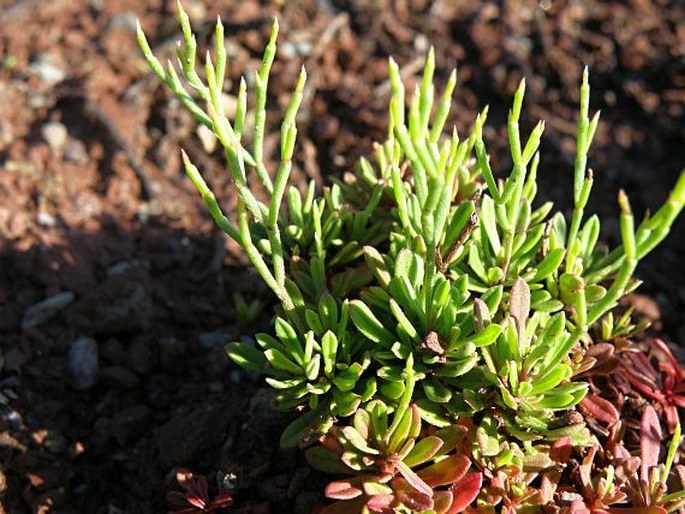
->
[0,0,683,512]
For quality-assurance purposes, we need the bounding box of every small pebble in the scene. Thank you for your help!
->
[30,54,66,84]
[0,405,23,430]
[36,211,56,227]
[22,291,75,329]
[68,337,99,391]
[63,139,89,164]
[185,0,207,20]
[108,12,138,32]
[41,121,68,150]
[280,39,313,59]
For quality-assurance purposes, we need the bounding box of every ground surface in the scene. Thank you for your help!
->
[0,0,683,512]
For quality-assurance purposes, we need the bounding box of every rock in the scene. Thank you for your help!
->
[0,404,23,430]
[36,211,56,227]
[63,139,89,165]
[22,291,75,329]
[41,121,68,150]
[108,12,137,32]
[29,53,66,85]
[67,337,99,391]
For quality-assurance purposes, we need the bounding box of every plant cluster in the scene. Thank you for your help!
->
[138,4,685,513]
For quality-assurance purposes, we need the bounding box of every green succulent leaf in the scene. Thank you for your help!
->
[226,341,267,373]
[349,300,395,347]
[403,436,444,467]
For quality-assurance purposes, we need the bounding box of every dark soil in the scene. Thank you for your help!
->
[0,0,683,512]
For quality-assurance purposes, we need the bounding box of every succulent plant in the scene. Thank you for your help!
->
[137,4,685,512]
[306,357,482,513]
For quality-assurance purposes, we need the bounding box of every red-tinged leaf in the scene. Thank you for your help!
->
[587,343,615,360]
[447,471,482,513]
[207,492,234,509]
[622,365,663,401]
[325,478,364,500]
[640,404,662,480]
[550,436,573,463]
[588,357,621,376]
[570,500,592,514]
[392,477,434,511]
[624,352,660,383]
[418,454,470,488]
[580,394,620,425]
[665,404,680,435]
[177,469,209,500]
[540,470,561,503]
[395,460,433,497]
[186,494,207,509]
[671,395,685,409]
[366,493,394,513]
[579,447,598,489]
[653,338,683,382]
[396,489,434,511]
[433,490,453,514]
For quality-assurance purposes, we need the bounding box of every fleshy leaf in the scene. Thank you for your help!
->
[447,471,482,513]
[579,393,619,425]
[417,454,470,487]
[403,436,444,468]
[640,404,662,480]
[325,478,364,500]
[305,445,351,474]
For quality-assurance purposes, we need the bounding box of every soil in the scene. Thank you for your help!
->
[0,0,683,512]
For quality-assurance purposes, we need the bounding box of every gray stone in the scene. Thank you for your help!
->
[67,336,99,391]
[22,291,75,329]
[108,12,138,32]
